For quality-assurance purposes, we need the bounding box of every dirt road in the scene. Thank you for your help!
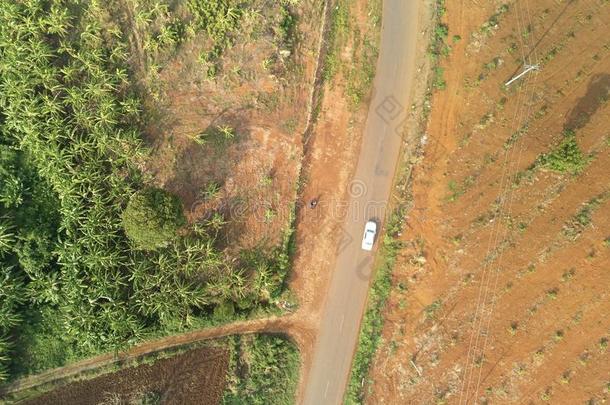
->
[301,1,424,403]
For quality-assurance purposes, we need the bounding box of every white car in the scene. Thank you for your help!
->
[361,220,377,251]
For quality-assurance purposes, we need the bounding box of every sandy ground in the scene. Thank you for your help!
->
[366,0,610,404]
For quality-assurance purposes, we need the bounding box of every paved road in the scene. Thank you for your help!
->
[302,1,423,404]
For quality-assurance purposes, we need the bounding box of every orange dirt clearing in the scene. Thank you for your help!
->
[366,1,610,404]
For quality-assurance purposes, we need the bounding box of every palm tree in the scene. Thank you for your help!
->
[0,334,12,382]
[217,125,235,140]
[0,266,24,329]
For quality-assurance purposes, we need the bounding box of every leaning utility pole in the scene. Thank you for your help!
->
[505,64,540,87]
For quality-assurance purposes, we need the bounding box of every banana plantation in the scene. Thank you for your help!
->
[0,0,292,382]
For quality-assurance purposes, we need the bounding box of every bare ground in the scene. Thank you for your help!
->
[366,0,610,404]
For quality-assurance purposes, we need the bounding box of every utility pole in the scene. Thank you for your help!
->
[505,64,540,87]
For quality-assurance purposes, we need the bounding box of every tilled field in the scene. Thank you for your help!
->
[366,0,610,404]
[21,347,228,405]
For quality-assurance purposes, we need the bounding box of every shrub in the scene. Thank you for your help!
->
[223,335,299,405]
[122,187,185,250]
[213,301,236,320]
[537,132,587,174]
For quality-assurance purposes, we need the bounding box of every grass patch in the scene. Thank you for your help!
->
[480,4,510,35]
[433,66,447,90]
[478,56,502,82]
[563,191,610,239]
[537,130,588,174]
[188,0,251,78]
[429,0,449,60]
[323,0,381,108]
[194,125,238,146]
[447,175,475,201]
[344,203,406,405]
[322,0,350,82]
[424,299,443,320]
[222,334,300,405]
[504,123,529,150]
[345,5,381,108]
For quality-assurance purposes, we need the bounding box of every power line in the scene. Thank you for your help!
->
[505,64,539,87]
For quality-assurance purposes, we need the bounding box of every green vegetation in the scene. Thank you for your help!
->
[194,125,237,146]
[433,66,447,90]
[6,334,299,403]
[504,123,529,150]
[431,0,448,51]
[563,191,610,239]
[345,27,380,107]
[553,330,564,342]
[344,206,404,404]
[508,321,518,335]
[0,0,294,382]
[537,130,588,174]
[480,4,510,35]
[188,0,244,75]
[122,187,186,250]
[189,0,298,78]
[599,337,608,352]
[323,1,351,82]
[447,179,462,200]
[513,127,591,186]
[223,334,300,405]
[546,288,559,300]
[478,56,502,82]
[424,299,443,320]
[126,0,299,85]
[429,1,450,90]
[561,268,575,282]
[323,0,381,108]
[447,175,475,201]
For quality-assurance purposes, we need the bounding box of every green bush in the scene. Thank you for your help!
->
[213,301,236,320]
[537,132,587,174]
[122,187,185,250]
[223,335,300,405]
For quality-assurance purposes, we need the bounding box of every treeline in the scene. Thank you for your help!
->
[0,0,291,381]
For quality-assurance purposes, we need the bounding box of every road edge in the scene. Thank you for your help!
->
[342,1,439,402]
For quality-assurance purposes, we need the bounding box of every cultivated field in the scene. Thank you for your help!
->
[20,346,229,405]
[366,0,610,404]
[8,334,298,405]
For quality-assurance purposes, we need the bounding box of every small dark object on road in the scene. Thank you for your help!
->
[309,199,318,209]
